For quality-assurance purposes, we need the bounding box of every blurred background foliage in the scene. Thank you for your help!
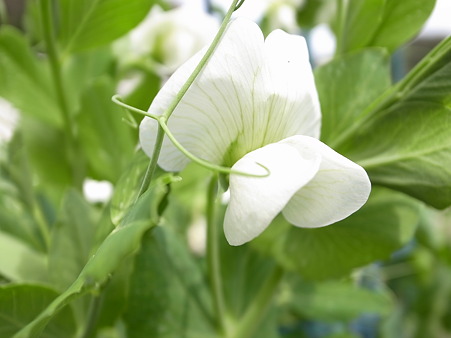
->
[0,0,450,337]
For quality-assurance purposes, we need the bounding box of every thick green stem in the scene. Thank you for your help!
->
[206,175,228,334]
[39,0,83,188]
[231,265,284,338]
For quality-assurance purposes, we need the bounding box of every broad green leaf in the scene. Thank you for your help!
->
[76,77,135,182]
[0,27,61,126]
[58,0,155,52]
[337,0,386,53]
[284,279,393,321]
[253,188,420,280]
[0,284,76,338]
[124,226,215,338]
[336,37,451,209]
[315,49,391,144]
[368,0,436,52]
[0,232,47,283]
[14,176,172,338]
[48,190,95,291]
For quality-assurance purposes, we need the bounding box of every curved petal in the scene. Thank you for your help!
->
[261,29,321,141]
[281,136,371,228]
[139,18,321,171]
[224,142,321,246]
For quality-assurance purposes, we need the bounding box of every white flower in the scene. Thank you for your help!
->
[115,5,219,73]
[140,18,371,246]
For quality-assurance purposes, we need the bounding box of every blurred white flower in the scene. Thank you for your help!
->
[0,98,20,144]
[115,5,219,74]
[83,179,113,203]
[187,216,207,256]
[140,19,371,246]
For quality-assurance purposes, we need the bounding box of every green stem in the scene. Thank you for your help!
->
[206,175,228,334]
[39,0,83,188]
[135,124,165,200]
[162,0,241,120]
[231,265,284,338]
[334,0,348,57]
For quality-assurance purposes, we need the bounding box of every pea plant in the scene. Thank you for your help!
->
[0,0,450,337]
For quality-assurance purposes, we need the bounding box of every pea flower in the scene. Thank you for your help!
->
[140,18,371,246]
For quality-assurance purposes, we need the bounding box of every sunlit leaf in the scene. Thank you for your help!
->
[0,27,61,126]
[336,37,451,209]
[58,0,156,52]
[315,49,391,144]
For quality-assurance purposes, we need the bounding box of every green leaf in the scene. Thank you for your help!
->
[338,0,386,53]
[14,175,172,338]
[0,26,61,126]
[76,77,135,182]
[0,232,47,283]
[336,37,451,209]
[110,150,151,226]
[368,0,436,52]
[253,188,420,280]
[284,279,393,321]
[48,190,95,291]
[0,284,76,338]
[315,48,391,144]
[124,226,215,338]
[58,0,156,52]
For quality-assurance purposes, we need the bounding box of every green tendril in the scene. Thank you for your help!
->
[111,100,271,178]
[112,95,159,120]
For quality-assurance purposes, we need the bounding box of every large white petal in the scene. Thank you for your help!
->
[139,18,321,172]
[261,29,321,141]
[281,136,371,228]
[224,142,321,246]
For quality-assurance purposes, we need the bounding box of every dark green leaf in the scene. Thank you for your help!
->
[253,188,420,280]
[58,0,156,52]
[0,284,76,338]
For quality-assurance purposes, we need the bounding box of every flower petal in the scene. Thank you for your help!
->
[261,29,321,140]
[139,18,321,171]
[281,136,371,228]
[224,142,321,246]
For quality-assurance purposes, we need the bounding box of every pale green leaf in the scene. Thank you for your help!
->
[0,27,61,126]
[285,279,393,321]
[0,232,47,283]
